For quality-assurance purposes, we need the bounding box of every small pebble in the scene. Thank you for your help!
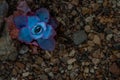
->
[82,62,85,66]
[117,1,120,7]
[113,43,120,50]
[19,45,29,54]
[109,63,120,75]
[70,72,77,79]
[87,41,95,46]
[114,52,120,58]
[35,57,43,64]
[60,70,64,74]
[69,49,75,57]
[84,25,91,32]
[71,0,79,6]
[22,72,29,77]
[92,58,100,65]
[97,0,103,3]
[106,34,113,41]
[85,15,94,23]
[67,58,76,64]
[11,77,17,80]
[90,68,94,73]
[39,74,48,80]
[0,0,8,16]
[67,65,73,70]
[93,35,101,45]
[68,3,73,9]
[84,67,89,73]
[71,10,77,16]
[44,68,51,73]
[48,72,54,78]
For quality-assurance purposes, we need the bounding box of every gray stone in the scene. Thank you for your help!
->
[110,0,117,8]
[0,1,15,61]
[67,58,76,64]
[67,65,73,70]
[84,67,89,73]
[117,1,120,7]
[90,68,94,73]
[22,72,30,77]
[106,34,113,41]
[0,77,4,80]
[44,68,51,73]
[8,52,18,61]
[85,15,94,23]
[11,77,17,80]
[84,25,91,32]
[0,0,8,29]
[92,58,100,65]
[96,0,103,4]
[70,71,78,80]
[69,49,75,57]
[68,3,73,9]
[19,45,29,54]
[0,23,16,60]
[39,74,48,80]
[0,1,8,16]
[73,30,87,45]
[48,72,54,78]
[113,43,120,50]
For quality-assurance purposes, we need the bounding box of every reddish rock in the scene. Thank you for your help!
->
[16,62,25,70]
[109,55,117,62]
[109,63,120,75]
[93,35,101,45]
[92,49,104,59]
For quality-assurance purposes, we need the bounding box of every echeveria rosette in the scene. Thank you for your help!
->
[13,8,57,51]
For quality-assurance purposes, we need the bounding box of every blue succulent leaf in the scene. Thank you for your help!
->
[37,38,55,51]
[18,27,33,43]
[14,15,27,29]
[28,16,40,29]
[42,25,53,39]
[35,8,49,23]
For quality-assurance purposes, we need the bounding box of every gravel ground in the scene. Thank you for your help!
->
[0,0,120,80]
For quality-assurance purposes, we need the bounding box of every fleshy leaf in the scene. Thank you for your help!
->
[35,8,49,23]
[18,27,33,43]
[28,16,40,29]
[14,15,27,29]
[37,38,55,51]
[42,24,53,39]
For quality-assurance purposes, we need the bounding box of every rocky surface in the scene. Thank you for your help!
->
[0,0,120,80]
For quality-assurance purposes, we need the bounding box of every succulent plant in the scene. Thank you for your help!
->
[7,1,57,51]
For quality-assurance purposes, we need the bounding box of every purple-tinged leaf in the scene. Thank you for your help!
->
[14,15,27,29]
[36,8,49,23]
[42,24,53,39]
[37,38,55,51]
